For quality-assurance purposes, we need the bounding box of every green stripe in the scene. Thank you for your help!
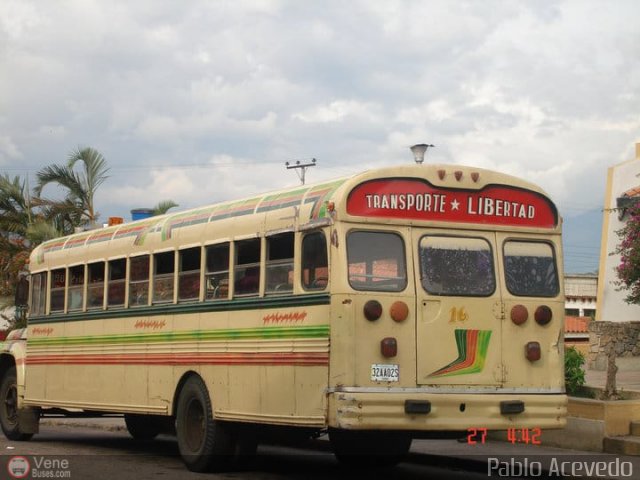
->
[28,293,330,325]
[28,324,330,347]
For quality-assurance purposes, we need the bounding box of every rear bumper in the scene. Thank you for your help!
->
[328,390,567,431]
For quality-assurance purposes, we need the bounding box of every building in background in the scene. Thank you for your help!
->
[564,274,597,355]
[596,142,640,323]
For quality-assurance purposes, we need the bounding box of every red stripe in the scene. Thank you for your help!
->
[26,352,328,366]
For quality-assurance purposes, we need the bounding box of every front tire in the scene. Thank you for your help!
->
[175,375,235,472]
[0,366,35,441]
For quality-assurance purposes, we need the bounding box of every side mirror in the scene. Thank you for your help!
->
[15,276,29,307]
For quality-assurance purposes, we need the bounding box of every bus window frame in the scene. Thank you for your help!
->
[418,234,497,298]
[107,256,127,309]
[265,232,295,296]
[67,263,86,312]
[87,261,106,310]
[50,267,66,314]
[205,241,231,301]
[178,246,202,303]
[502,238,560,298]
[346,229,408,293]
[301,230,329,291]
[128,254,151,308]
[152,249,176,305]
[234,237,262,298]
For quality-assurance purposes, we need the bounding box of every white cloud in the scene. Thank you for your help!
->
[1,0,639,273]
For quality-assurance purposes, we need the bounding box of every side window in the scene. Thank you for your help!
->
[504,241,559,297]
[206,243,230,300]
[302,232,328,290]
[108,259,126,308]
[234,238,260,296]
[30,272,47,316]
[67,265,85,311]
[419,236,495,296]
[179,247,201,302]
[50,269,66,312]
[153,251,175,304]
[347,231,407,292]
[87,262,105,309]
[266,233,294,295]
[129,255,150,307]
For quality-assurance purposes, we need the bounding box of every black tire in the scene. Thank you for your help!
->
[175,375,235,472]
[124,414,162,440]
[0,366,34,441]
[329,429,412,468]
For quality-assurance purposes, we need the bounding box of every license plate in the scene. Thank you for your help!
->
[371,364,399,382]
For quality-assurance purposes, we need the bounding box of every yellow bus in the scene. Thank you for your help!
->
[1,161,567,471]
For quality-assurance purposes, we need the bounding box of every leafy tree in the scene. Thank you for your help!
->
[152,200,179,216]
[564,347,586,396]
[35,146,110,230]
[613,201,640,304]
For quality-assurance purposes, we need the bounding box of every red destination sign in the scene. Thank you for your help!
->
[346,178,558,228]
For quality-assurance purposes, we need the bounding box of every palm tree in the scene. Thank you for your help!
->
[0,174,59,247]
[35,147,110,229]
[152,200,179,216]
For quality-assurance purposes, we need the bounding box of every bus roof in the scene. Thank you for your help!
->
[30,164,559,271]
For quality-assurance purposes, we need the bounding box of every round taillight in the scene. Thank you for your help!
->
[364,300,383,321]
[381,337,397,358]
[525,341,541,362]
[534,306,552,326]
[390,301,409,322]
[510,305,528,325]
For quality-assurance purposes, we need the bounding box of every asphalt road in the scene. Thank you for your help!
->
[0,424,491,480]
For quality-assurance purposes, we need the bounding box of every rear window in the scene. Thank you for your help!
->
[347,231,407,292]
[419,236,495,296]
[504,241,559,297]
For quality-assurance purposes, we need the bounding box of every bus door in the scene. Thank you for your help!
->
[412,230,503,386]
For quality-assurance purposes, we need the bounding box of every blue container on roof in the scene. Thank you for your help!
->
[131,208,154,221]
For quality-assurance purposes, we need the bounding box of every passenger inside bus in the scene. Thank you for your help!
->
[236,266,260,295]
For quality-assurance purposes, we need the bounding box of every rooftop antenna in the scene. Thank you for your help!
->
[410,143,435,164]
[285,158,316,185]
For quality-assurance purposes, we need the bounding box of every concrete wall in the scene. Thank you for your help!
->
[588,321,640,370]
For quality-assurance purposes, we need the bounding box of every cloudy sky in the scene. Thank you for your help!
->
[1,0,639,273]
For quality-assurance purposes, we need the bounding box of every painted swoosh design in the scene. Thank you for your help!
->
[428,329,492,377]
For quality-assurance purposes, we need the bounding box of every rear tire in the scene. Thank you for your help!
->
[0,366,35,441]
[329,429,411,468]
[124,414,162,440]
[175,375,235,472]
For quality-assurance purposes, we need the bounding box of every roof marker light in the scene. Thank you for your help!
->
[454,171,463,181]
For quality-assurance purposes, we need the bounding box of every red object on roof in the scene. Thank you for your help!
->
[564,316,590,334]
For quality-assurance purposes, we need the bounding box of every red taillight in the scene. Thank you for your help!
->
[390,301,409,322]
[534,306,552,326]
[364,300,383,321]
[525,341,541,362]
[381,337,397,358]
[510,305,528,325]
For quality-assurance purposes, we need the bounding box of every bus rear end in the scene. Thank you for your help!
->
[326,165,567,461]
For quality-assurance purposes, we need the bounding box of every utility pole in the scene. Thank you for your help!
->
[285,158,316,185]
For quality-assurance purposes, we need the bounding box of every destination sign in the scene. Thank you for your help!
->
[346,178,558,228]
